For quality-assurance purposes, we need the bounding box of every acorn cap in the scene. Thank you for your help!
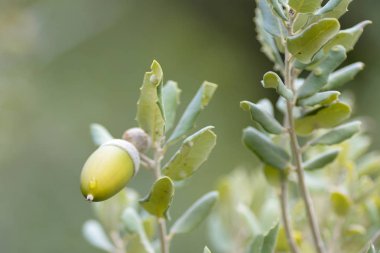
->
[102,139,140,175]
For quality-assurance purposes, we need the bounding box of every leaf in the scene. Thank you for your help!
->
[270,0,288,20]
[295,102,351,136]
[303,149,340,171]
[90,123,113,146]
[204,247,212,253]
[237,203,262,236]
[287,18,340,63]
[122,208,155,253]
[297,91,340,107]
[367,244,376,253]
[289,0,321,13]
[323,20,372,53]
[330,190,351,216]
[315,0,343,15]
[298,45,346,98]
[323,62,365,90]
[163,126,217,181]
[136,60,165,142]
[261,71,293,100]
[241,101,285,134]
[257,98,274,116]
[170,191,219,235]
[251,235,264,253]
[310,121,361,146]
[82,220,114,252]
[140,177,174,218]
[319,0,353,19]
[257,0,284,37]
[260,222,280,253]
[243,127,290,170]
[263,165,283,187]
[167,82,217,143]
[162,81,181,132]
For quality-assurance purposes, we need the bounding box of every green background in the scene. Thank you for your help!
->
[0,0,378,252]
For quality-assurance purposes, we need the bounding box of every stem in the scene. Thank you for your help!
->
[284,17,326,253]
[152,143,170,253]
[279,179,300,253]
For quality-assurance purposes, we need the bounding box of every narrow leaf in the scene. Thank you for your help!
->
[82,220,114,252]
[310,121,361,146]
[297,91,340,107]
[167,82,217,143]
[287,18,340,63]
[90,123,113,146]
[204,247,212,253]
[170,191,219,235]
[243,127,290,170]
[241,101,285,134]
[163,126,217,181]
[298,45,346,98]
[257,0,284,37]
[304,149,340,171]
[251,235,264,253]
[367,244,376,253]
[295,102,351,136]
[323,62,365,90]
[315,0,343,15]
[136,60,165,142]
[289,0,321,13]
[261,71,293,100]
[162,81,181,132]
[140,177,174,218]
[262,222,280,253]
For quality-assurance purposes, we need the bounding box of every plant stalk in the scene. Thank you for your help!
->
[279,179,300,253]
[283,16,326,253]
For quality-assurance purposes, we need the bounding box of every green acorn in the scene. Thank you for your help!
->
[80,139,140,202]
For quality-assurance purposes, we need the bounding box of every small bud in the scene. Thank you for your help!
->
[122,127,151,152]
[80,139,140,202]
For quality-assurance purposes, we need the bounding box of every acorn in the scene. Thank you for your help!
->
[80,139,140,202]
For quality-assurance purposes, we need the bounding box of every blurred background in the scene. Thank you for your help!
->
[0,0,379,252]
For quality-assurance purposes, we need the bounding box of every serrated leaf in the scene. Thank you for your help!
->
[304,149,340,171]
[330,190,351,216]
[82,220,114,252]
[170,191,219,235]
[297,91,340,107]
[167,82,217,143]
[241,101,285,134]
[261,71,293,100]
[315,0,343,15]
[323,62,365,90]
[298,45,346,98]
[122,208,155,253]
[204,246,212,253]
[243,127,290,170]
[90,123,113,146]
[310,121,361,146]
[163,126,217,181]
[287,18,340,63]
[289,0,321,13]
[295,102,351,136]
[162,81,181,132]
[136,60,165,142]
[140,177,174,218]
[324,20,372,53]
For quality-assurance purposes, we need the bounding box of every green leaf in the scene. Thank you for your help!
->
[298,45,346,98]
[289,0,321,13]
[82,220,114,252]
[170,191,219,235]
[251,235,264,253]
[310,121,361,146]
[270,0,288,20]
[262,222,280,253]
[287,18,340,63]
[162,81,181,132]
[204,247,212,253]
[323,20,372,53]
[90,123,113,146]
[237,203,262,236]
[315,0,343,15]
[367,244,376,253]
[261,71,293,100]
[330,190,351,216]
[297,91,340,107]
[136,60,165,142]
[318,0,353,19]
[257,98,274,116]
[243,127,290,170]
[122,208,155,253]
[167,82,217,143]
[140,176,174,218]
[303,149,340,171]
[295,102,351,136]
[257,0,284,37]
[241,101,284,134]
[163,126,217,181]
[323,62,365,90]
